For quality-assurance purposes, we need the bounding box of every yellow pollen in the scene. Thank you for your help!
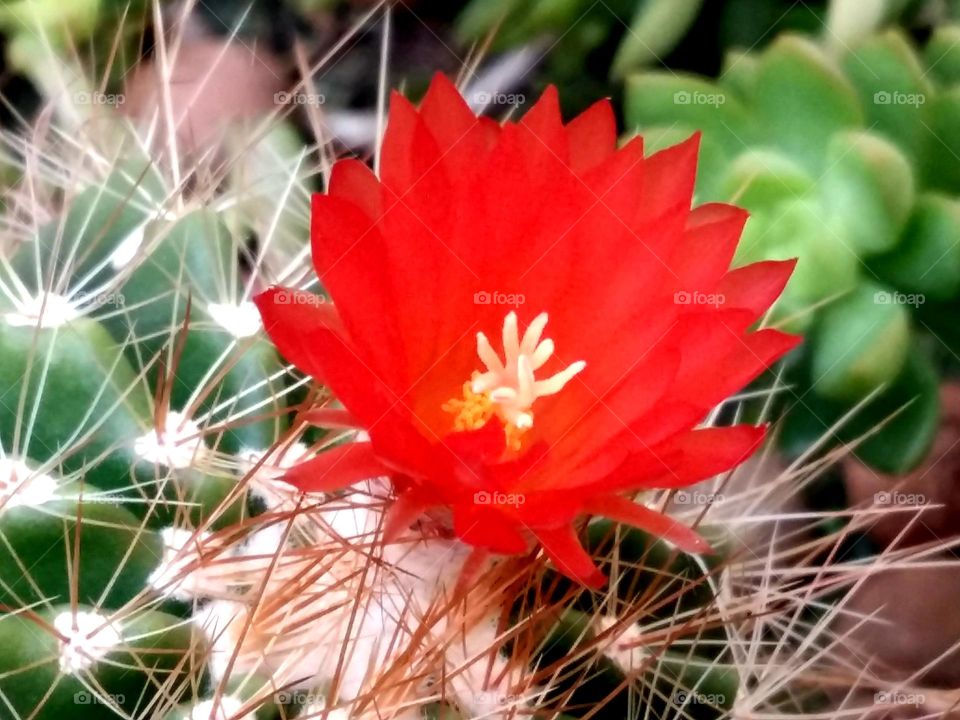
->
[442,380,527,451]
[442,380,495,432]
[442,311,586,453]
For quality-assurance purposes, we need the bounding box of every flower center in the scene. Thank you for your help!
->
[443,311,585,451]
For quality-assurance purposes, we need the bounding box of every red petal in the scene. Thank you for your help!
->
[254,287,343,382]
[641,132,700,218]
[531,346,681,488]
[659,425,767,486]
[583,496,712,555]
[519,85,567,161]
[566,99,617,173]
[690,329,801,407]
[672,203,749,289]
[453,547,492,598]
[535,525,606,588]
[383,488,433,542]
[453,504,529,555]
[301,407,362,429]
[283,442,389,493]
[602,424,766,493]
[719,259,797,318]
[443,418,506,466]
[418,72,483,155]
[267,318,433,475]
[380,91,441,193]
[328,158,382,219]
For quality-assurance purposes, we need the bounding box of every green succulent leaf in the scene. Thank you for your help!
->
[734,197,860,332]
[611,0,704,78]
[719,48,761,101]
[820,129,916,256]
[0,0,101,44]
[754,35,864,173]
[625,73,754,159]
[720,149,816,209]
[781,344,938,473]
[870,193,960,299]
[810,281,911,401]
[852,346,940,472]
[842,30,934,161]
[825,0,915,47]
[920,87,960,193]
[924,24,960,86]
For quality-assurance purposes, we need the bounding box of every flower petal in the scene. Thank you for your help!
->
[566,98,617,173]
[254,287,343,382]
[283,442,389,493]
[583,496,712,555]
[535,524,606,588]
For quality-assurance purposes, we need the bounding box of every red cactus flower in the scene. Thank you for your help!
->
[255,73,799,587]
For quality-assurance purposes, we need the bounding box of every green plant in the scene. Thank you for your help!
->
[625,30,960,474]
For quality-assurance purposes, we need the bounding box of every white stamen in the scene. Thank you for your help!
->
[503,311,520,359]
[535,360,588,397]
[521,312,550,354]
[475,332,505,377]
[473,312,585,430]
[529,338,555,370]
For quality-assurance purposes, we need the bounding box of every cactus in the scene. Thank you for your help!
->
[0,8,956,720]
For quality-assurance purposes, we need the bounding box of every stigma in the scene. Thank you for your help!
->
[444,311,586,450]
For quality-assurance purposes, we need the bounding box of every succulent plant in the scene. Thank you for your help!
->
[625,30,960,474]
